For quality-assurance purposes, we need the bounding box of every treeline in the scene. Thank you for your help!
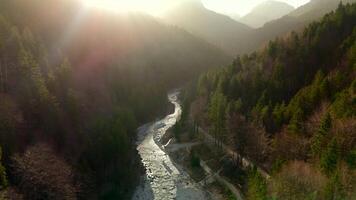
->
[189,3,356,199]
[0,0,229,199]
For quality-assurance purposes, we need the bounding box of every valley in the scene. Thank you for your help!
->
[0,0,354,199]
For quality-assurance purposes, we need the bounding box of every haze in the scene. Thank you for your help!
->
[203,0,310,16]
[82,0,311,16]
[1,0,355,199]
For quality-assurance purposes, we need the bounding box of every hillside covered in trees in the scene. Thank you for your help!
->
[187,2,356,199]
[0,0,230,199]
[237,0,356,54]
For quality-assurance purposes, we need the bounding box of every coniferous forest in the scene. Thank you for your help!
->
[186,3,356,199]
[0,0,229,199]
[0,0,355,200]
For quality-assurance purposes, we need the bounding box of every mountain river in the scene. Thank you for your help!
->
[132,91,210,200]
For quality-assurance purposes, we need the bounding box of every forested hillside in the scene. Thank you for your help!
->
[188,3,356,199]
[0,0,229,199]
[239,0,356,54]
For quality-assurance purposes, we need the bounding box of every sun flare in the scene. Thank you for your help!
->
[81,0,173,16]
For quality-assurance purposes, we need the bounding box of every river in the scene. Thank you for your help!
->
[132,91,210,200]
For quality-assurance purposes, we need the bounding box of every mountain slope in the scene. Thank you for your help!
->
[0,0,230,198]
[289,0,356,20]
[188,3,356,198]
[240,0,356,54]
[240,0,295,28]
[163,0,252,55]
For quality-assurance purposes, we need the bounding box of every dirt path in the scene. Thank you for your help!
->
[199,160,244,200]
[198,127,270,179]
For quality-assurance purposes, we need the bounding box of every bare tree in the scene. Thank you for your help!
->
[11,143,78,200]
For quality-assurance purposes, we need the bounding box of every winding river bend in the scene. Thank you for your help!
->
[132,91,209,200]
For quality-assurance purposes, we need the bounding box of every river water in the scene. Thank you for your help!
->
[132,91,209,200]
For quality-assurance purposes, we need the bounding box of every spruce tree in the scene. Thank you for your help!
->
[320,138,339,175]
[311,113,332,157]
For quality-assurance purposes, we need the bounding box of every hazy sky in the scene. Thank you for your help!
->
[82,0,311,16]
[203,0,311,16]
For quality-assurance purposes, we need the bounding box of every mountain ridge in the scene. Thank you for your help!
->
[239,0,295,28]
[162,0,252,55]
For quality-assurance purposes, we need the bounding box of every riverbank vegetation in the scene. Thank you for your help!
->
[185,2,356,199]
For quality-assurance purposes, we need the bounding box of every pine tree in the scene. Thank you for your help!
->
[320,138,339,175]
[311,113,332,157]
[288,107,305,134]
[272,102,286,131]
[209,92,227,147]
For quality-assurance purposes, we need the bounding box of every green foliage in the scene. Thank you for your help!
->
[320,138,340,175]
[331,82,356,118]
[323,171,346,200]
[194,2,356,138]
[272,102,286,131]
[346,149,356,169]
[0,11,146,198]
[287,107,305,134]
[209,91,227,145]
[247,168,268,200]
[82,108,138,198]
[311,113,332,157]
[224,186,237,200]
[191,3,356,199]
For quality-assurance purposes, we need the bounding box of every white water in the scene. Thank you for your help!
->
[132,91,209,200]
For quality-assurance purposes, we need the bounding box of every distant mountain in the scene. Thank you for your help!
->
[239,0,356,54]
[230,13,241,21]
[289,0,356,21]
[162,0,356,56]
[162,0,252,55]
[240,0,295,28]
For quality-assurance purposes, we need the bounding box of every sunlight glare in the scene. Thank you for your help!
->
[82,0,171,16]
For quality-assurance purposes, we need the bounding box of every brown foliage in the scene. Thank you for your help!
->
[332,118,356,157]
[337,163,356,199]
[244,123,270,164]
[270,161,327,200]
[190,96,208,126]
[227,113,270,165]
[11,143,77,200]
[0,187,24,200]
[272,129,310,161]
[305,102,330,136]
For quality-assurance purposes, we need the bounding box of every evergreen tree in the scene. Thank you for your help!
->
[311,113,332,157]
[288,107,305,134]
[346,149,356,169]
[320,138,340,175]
[209,92,227,147]
[272,102,286,131]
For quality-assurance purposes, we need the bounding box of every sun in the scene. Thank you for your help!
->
[81,0,171,16]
